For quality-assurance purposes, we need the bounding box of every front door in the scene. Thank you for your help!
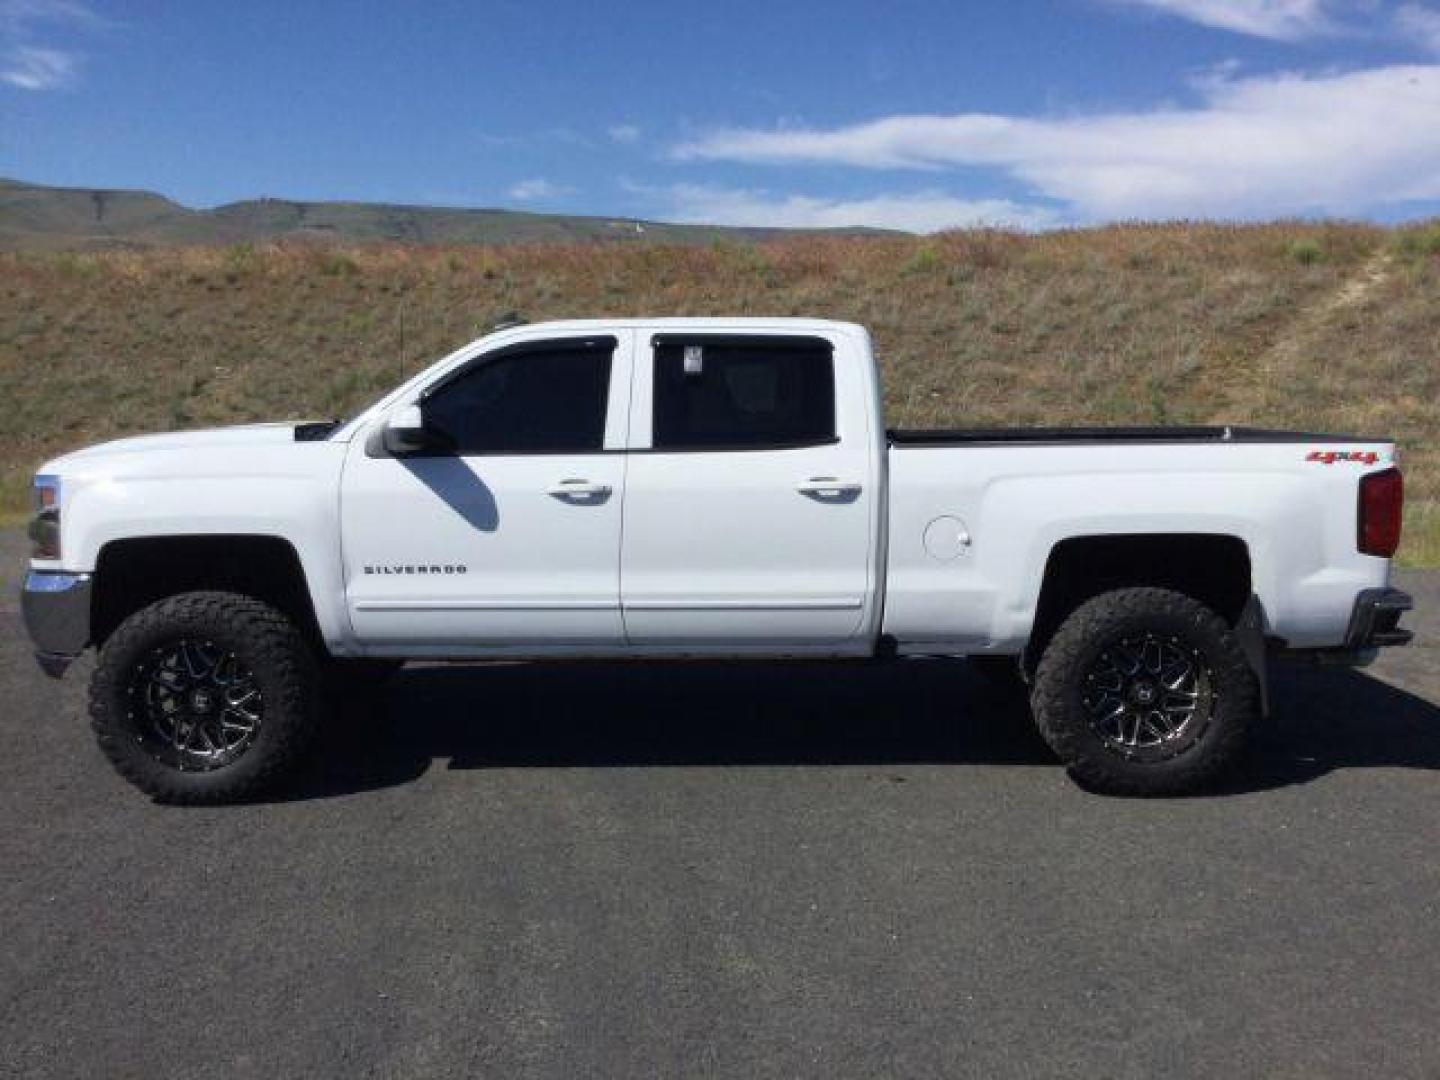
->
[340,332,632,651]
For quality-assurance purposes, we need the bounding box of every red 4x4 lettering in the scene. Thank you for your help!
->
[1307,450,1379,465]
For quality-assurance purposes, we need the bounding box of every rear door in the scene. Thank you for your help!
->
[619,330,879,648]
[340,331,632,650]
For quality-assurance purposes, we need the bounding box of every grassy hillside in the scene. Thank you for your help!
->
[0,178,884,251]
[2,220,1438,562]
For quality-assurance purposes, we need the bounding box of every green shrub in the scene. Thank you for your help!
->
[224,243,256,273]
[902,245,944,275]
[319,252,359,277]
[1394,222,1440,259]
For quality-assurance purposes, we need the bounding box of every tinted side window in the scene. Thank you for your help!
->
[423,342,612,454]
[652,341,835,450]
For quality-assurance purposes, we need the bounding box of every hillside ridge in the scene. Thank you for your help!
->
[0,177,891,251]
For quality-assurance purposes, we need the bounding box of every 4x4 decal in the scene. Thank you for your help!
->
[1306,450,1381,465]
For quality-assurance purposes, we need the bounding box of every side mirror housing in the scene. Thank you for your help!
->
[383,404,432,455]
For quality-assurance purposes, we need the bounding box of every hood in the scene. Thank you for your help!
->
[41,422,332,473]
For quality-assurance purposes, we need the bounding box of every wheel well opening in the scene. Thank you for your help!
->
[1026,534,1252,671]
[92,535,321,648]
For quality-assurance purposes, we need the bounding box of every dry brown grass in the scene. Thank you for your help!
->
[2,221,1437,560]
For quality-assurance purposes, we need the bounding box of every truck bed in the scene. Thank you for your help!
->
[887,426,1371,447]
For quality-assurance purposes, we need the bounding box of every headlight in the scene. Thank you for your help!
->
[29,475,61,559]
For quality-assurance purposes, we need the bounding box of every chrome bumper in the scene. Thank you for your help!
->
[20,571,92,679]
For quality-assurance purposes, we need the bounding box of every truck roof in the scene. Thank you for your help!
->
[482,317,868,336]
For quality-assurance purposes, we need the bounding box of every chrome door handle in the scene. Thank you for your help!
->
[547,478,612,501]
[796,476,862,498]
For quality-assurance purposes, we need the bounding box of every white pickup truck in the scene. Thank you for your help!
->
[22,318,1412,802]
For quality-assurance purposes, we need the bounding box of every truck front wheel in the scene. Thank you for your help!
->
[1030,587,1258,795]
[89,591,320,804]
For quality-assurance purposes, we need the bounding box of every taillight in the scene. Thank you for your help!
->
[1358,467,1403,558]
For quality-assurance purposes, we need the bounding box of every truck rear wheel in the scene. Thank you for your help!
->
[89,591,320,804]
[1030,587,1257,795]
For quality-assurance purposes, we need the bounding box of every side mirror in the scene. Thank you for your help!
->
[383,404,432,455]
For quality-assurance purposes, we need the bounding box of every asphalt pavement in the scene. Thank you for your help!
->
[2,528,1437,1079]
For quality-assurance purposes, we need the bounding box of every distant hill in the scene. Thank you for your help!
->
[0,178,888,250]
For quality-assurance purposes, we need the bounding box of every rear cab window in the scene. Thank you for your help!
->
[650,336,836,451]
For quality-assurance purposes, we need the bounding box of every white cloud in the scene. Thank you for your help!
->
[0,0,98,28]
[608,123,641,144]
[672,64,1440,220]
[507,178,573,201]
[1396,3,1440,52]
[630,181,1058,233]
[0,0,97,91]
[1106,0,1335,40]
[1,42,75,88]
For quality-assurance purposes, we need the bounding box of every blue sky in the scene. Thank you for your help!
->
[3,0,1440,231]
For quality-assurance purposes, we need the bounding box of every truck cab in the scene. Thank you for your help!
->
[338,320,886,655]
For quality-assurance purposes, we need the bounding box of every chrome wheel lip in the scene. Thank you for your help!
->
[1080,631,1213,761]
[125,638,263,772]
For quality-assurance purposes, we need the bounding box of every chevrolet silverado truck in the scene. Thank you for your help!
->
[21,318,1413,802]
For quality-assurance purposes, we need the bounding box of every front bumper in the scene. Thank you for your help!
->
[20,571,92,679]
[1344,588,1413,650]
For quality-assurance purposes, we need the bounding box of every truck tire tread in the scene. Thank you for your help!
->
[1030,587,1258,795]
[89,591,319,804]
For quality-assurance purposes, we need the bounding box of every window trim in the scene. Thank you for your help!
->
[420,334,618,404]
[646,334,838,454]
[630,435,841,455]
[649,333,834,350]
